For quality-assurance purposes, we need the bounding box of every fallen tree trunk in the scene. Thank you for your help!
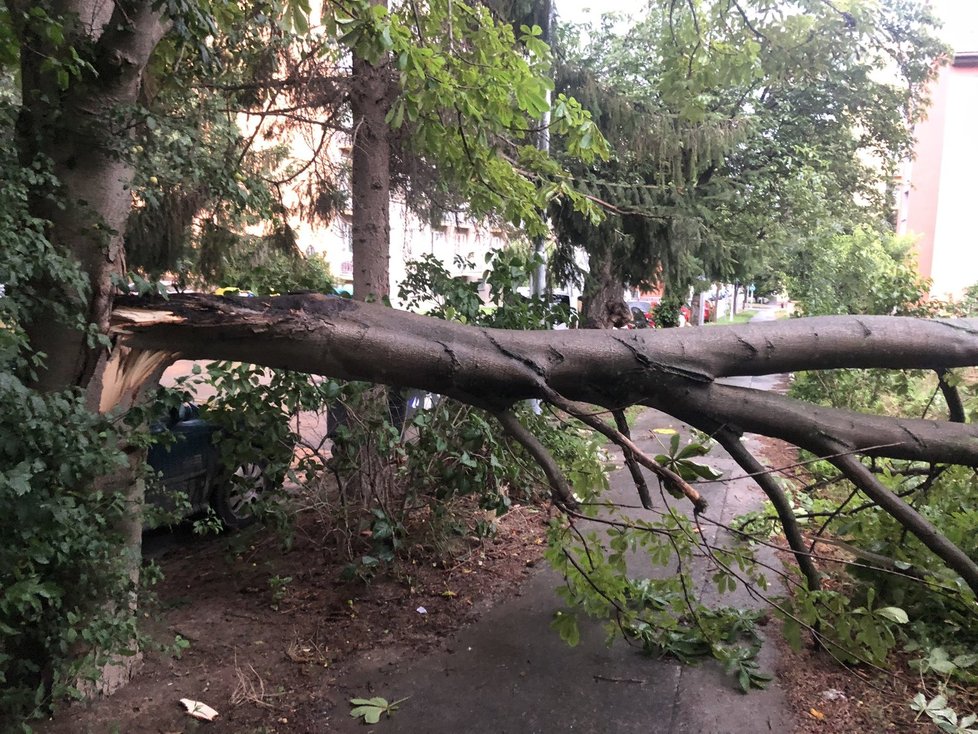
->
[110,293,978,592]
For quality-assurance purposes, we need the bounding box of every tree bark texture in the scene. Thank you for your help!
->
[583,251,630,328]
[16,0,167,394]
[349,0,392,302]
[113,296,978,417]
[110,295,978,591]
[12,0,169,696]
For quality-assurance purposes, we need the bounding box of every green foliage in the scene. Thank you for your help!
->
[0,97,90,379]
[0,376,135,723]
[790,366,929,416]
[908,651,978,733]
[324,0,609,234]
[780,587,908,665]
[769,356,978,706]
[177,361,339,539]
[399,249,575,329]
[200,231,335,295]
[267,575,293,607]
[652,429,723,486]
[551,1,943,305]
[911,692,978,734]
[787,227,928,317]
[545,506,772,691]
[651,295,684,329]
[0,92,147,724]
[540,420,771,690]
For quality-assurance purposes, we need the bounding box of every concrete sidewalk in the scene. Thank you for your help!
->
[321,401,794,733]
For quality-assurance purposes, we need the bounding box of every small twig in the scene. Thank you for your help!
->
[593,674,646,684]
[690,441,902,485]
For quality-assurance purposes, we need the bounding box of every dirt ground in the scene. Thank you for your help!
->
[756,435,977,734]
[40,496,551,734]
[38,435,972,733]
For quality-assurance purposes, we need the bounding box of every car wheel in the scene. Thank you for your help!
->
[211,462,271,530]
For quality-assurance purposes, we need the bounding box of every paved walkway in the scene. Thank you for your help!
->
[320,308,794,733]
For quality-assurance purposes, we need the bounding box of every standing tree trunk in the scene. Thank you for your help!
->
[16,1,167,394]
[13,0,169,696]
[583,250,629,328]
[350,0,391,302]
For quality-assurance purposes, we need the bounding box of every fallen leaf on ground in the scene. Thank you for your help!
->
[180,698,219,721]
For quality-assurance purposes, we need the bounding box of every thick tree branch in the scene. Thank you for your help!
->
[937,368,966,423]
[659,382,978,465]
[111,297,978,466]
[109,295,978,591]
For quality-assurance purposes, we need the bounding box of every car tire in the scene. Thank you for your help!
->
[211,462,272,530]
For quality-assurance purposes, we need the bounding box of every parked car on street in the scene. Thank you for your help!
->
[146,404,274,529]
[626,301,655,329]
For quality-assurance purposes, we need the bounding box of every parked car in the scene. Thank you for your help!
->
[626,301,656,329]
[146,404,274,529]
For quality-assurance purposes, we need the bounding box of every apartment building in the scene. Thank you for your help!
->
[895,3,978,299]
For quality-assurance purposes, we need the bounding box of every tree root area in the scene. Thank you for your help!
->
[38,499,549,733]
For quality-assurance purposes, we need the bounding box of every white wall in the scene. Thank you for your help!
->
[929,66,978,299]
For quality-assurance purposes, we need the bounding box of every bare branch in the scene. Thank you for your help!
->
[612,409,653,510]
[714,430,821,591]
[828,452,978,595]
[937,368,966,423]
[495,410,577,511]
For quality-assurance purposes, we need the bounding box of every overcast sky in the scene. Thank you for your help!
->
[932,0,978,52]
[556,0,636,26]
[556,0,978,52]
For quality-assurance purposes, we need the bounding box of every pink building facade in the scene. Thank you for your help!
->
[896,52,978,300]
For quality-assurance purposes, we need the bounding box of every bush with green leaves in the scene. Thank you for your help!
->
[322,249,595,572]
[0,97,144,723]
[196,226,335,296]
[0,378,136,723]
[651,294,684,329]
[788,226,927,317]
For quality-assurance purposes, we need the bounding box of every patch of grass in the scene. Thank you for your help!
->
[705,309,758,326]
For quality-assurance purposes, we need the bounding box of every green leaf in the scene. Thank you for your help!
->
[782,618,802,651]
[874,606,908,624]
[551,611,580,647]
[684,461,723,480]
[737,669,750,692]
[953,654,978,669]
